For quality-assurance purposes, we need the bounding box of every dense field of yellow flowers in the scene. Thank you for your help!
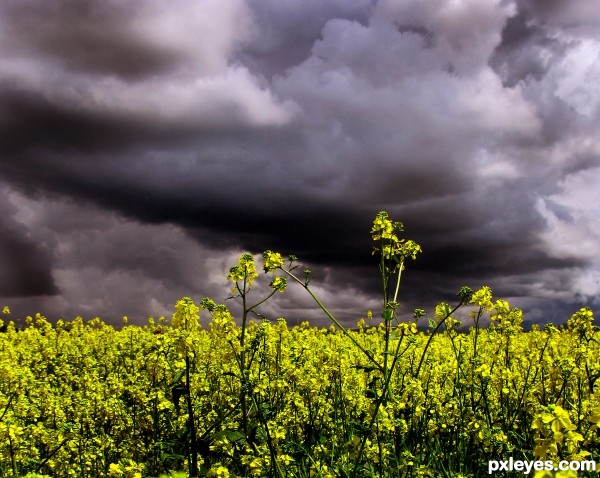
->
[1,213,599,477]
[1,302,599,477]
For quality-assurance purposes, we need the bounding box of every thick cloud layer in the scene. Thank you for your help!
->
[1,0,598,327]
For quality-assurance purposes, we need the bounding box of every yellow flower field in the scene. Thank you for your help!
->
[2,303,599,477]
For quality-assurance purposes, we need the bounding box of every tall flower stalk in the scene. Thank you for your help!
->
[268,211,426,473]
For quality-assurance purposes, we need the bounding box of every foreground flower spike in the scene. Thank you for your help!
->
[262,250,284,272]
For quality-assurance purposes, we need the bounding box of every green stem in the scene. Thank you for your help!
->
[414,298,466,379]
[282,269,383,374]
[392,261,404,304]
[240,278,249,437]
[9,434,16,477]
[186,353,199,476]
[385,260,403,386]
[351,346,399,478]
[248,290,277,314]
[0,391,16,422]
[249,393,284,478]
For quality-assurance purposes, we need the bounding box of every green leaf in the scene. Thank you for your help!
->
[213,429,247,444]
[352,365,378,373]
[172,369,185,385]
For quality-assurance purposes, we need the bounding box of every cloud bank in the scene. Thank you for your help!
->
[1,0,599,327]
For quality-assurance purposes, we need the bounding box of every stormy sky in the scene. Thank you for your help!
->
[1,0,599,328]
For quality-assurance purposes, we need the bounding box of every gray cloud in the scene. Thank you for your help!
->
[0,0,598,326]
[0,187,58,297]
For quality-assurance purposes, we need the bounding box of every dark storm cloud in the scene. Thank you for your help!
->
[0,231,57,297]
[0,189,57,297]
[490,11,563,87]
[0,2,179,79]
[0,0,599,325]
